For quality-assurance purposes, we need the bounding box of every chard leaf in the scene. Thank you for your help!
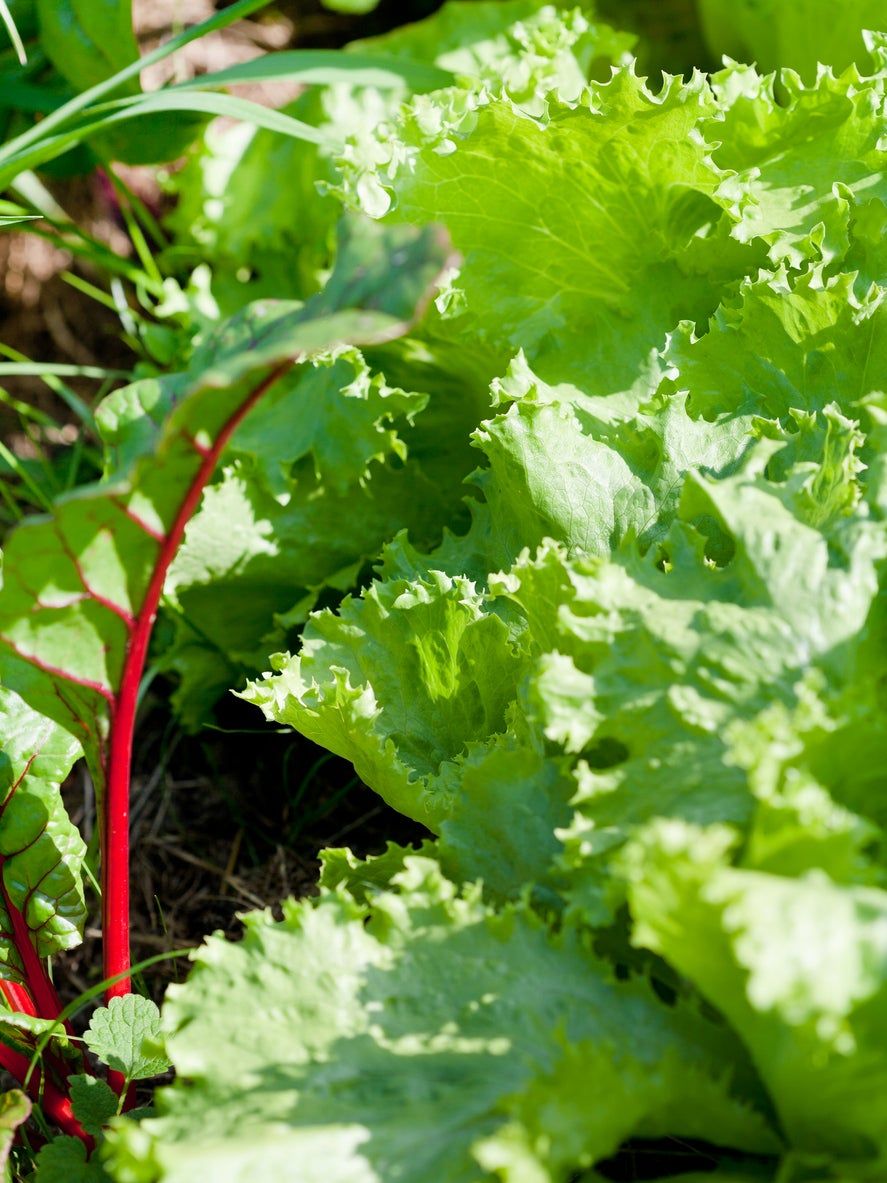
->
[0,219,453,794]
[161,337,488,726]
[0,687,84,969]
[102,859,776,1181]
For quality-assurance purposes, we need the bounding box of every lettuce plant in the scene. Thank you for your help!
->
[0,0,884,1179]
[110,6,883,1181]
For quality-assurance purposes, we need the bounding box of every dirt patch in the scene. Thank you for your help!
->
[58,691,429,1007]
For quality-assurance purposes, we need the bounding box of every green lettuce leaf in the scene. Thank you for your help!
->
[666,268,886,425]
[242,570,528,828]
[708,62,887,268]
[163,1,632,317]
[624,820,887,1165]
[103,858,776,1182]
[245,230,885,917]
[352,1,634,102]
[350,68,760,391]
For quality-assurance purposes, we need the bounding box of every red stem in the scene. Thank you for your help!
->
[0,1037,91,1144]
[4,889,64,1022]
[0,979,36,1017]
[0,869,71,1041]
[102,365,290,1090]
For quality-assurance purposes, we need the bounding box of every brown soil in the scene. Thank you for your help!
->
[57,691,430,1008]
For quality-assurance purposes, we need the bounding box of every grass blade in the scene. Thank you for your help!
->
[0,0,27,66]
[0,0,275,172]
[0,90,329,185]
[168,48,454,93]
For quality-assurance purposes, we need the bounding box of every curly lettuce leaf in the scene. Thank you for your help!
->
[164,1,631,316]
[352,1,634,101]
[244,235,885,914]
[624,820,887,1165]
[708,62,887,267]
[242,570,528,828]
[103,858,776,1182]
[353,68,759,391]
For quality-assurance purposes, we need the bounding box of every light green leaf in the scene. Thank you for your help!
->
[161,91,342,309]
[708,63,887,267]
[348,67,760,389]
[84,996,169,1082]
[242,570,528,827]
[103,860,775,1181]
[353,1,634,101]
[162,453,459,728]
[498,453,883,916]
[317,840,436,902]
[460,352,755,571]
[668,269,886,423]
[624,819,887,1163]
